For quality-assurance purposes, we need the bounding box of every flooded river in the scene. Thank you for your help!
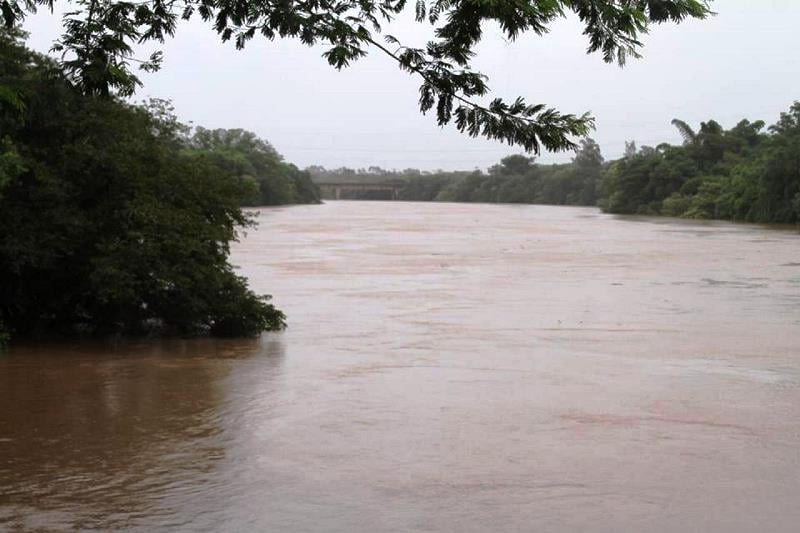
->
[2,202,799,532]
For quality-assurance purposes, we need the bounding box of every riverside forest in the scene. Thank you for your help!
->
[3,1,800,531]
[311,110,800,224]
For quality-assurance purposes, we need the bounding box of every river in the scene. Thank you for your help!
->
[1,201,799,532]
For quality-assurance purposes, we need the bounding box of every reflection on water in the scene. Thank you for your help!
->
[2,202,799,532]
[0,339,286,531]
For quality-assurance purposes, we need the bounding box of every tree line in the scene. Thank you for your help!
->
[604,113,800,223]
[0,31,318,343]
[307,139,602,205]
[310,110,800,226]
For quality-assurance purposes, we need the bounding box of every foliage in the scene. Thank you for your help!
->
[603,143,697,215]
[602,105,800,224]
[2,0,710,153]
[412,140,603,205]
[319,104,800,228]
[314,138,605,205]
[0,32,286,339]
[397,172,463,202]
[187,127,320,206]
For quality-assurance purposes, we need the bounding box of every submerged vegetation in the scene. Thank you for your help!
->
[311,108,800,226]
[0,33,321,341]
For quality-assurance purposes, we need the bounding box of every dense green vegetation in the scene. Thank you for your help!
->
[418,139,603,205]
[310,139,604,205]
[311,109,800,226]
[3,0,709,153]
[603,112,800,223]
[0,32,312,341]
[188,128,319,206]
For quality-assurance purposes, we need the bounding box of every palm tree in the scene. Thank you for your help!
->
[671,119,698,145]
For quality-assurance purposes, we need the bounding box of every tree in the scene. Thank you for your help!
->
[2,0,711,153]
[671,118,697,145]
[756,102,800,223]
[570,137,604,205]
[671,118,728,171]
[727,119,766,149]
[624,140,638,158]
[490,155,535,176]
[186,127,320,205]
[0,32,286,339]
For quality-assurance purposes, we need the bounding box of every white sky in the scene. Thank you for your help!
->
[23,0,800,170]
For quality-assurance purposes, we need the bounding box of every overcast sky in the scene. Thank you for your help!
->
[23,0,800,171]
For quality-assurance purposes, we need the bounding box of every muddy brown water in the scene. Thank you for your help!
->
[2,202,799,532]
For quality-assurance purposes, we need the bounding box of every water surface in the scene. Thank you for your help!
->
[2,202,799,531]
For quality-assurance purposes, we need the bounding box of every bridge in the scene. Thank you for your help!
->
[316,181,404,201]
